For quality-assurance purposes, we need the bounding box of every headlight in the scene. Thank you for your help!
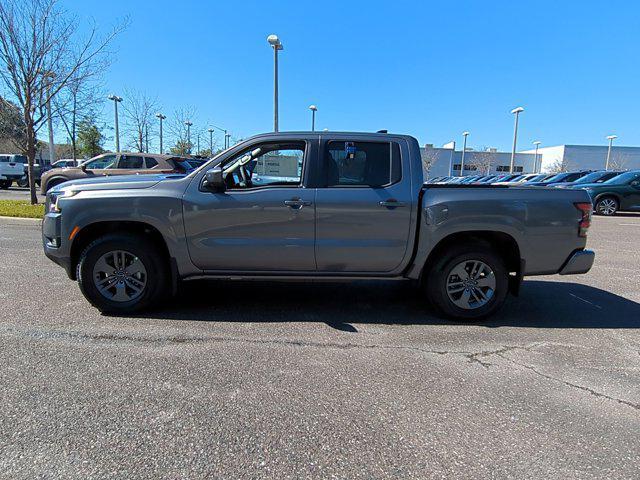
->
[48,190,78,213]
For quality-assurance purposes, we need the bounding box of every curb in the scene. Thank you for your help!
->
[0,215,42,223]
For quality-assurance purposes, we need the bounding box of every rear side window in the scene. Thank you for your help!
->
[326,141,401,187]
[145,157,159,168]
[0,156,10,162]
[118,155,144,169]
[169,158,193,173]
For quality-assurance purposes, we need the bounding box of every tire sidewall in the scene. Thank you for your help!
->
[427,247,509,320]
[78,235,167,313]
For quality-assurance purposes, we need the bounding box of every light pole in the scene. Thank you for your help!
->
[267,34,283,132]
[510,106,524,173]
[460,131,470,176]
[212,125,228,148]
[309,105,317,131]
[225,133,231,149]
[605,134,617,170]
[156,113,166,154]
[532,141,541,173]
[108,95,123,152]
[185,121,193,154]
[208,128,214,154]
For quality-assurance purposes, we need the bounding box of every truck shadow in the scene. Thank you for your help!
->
[141,280,640,330]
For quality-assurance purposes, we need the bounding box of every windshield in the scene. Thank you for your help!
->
[603,171,640,185]
[573,171,612,184]
[540,173,567,183]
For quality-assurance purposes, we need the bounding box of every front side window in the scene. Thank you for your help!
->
[222,142,305,189]
[326,141,401,187]
[118,155,144,169]
[85,155,116,170]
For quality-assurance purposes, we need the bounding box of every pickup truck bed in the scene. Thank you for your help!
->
[42,131,594,320]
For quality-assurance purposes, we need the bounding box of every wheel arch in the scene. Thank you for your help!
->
[69,221,176,288]
[419,230,523,295]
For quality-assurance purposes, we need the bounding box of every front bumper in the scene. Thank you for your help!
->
[559,249,595,275]
[42,212,74,278]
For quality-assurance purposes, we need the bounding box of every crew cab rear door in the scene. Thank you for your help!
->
[314,137,413,273]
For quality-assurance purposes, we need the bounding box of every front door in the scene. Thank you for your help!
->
[183,141,316,271]
[315,139,413,272]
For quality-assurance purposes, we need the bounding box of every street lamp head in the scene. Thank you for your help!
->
[533,140,541,146]
[511,106,524,114]
[208,128,214,133]
[155,113,166,120]
[185,121,193,126]
[309,105,317,111]
[267,34,283,49]
[462,131,470,137]
[108,95,122,102]
[607,135,618,140]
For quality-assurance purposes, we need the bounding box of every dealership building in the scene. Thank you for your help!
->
[421,143,537,178]
[421,142,640,179]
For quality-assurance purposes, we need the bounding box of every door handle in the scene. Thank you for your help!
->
[284,199,312,209]
[379,200,406,208]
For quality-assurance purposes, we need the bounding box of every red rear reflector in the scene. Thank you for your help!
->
[574,202,592,237]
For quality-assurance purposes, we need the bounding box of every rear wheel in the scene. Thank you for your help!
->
[595,196,618,216]
[77,233,169,313]
[45,178,66,192]
[0,180,12,189]
[424,244,509,321]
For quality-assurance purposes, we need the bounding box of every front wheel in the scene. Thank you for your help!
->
[0,180,11,189]
[77,234,169,313]
[17,176,29,188]
[424,245,509,321]
[595,197,618,216]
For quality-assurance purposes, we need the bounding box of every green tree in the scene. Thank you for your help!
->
[169,140,192,155]
[77,120,104,159]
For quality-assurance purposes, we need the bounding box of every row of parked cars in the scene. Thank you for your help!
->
[0,152,206,192]
[426,169,640,215]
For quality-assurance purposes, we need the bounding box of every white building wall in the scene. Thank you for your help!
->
[521,145,640,173]
[421,147,537,179]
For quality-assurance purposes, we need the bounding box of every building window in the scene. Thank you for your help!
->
[452,164,478,171]
[496,165,523,172]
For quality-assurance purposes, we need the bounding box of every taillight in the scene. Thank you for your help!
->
[574,202,592,237]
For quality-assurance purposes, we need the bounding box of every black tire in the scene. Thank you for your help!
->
[77,233,170,313]
[424,244,509,321]
[17,177,29,188]
[594,196,618,216]
[0,180,11,189]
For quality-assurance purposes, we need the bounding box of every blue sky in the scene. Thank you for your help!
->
[64,0,639,152]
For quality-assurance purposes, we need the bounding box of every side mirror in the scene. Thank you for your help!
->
[80,163,87,172]
[203,166,225,192]
[631,180,640,188]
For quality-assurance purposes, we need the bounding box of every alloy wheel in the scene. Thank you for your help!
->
[597,198,617,215]
[92,250,147,302]
[446,260,496,310]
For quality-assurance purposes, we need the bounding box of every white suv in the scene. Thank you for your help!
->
[0,154,27,189]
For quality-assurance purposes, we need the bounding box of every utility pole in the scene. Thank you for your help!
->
[460,131,469,176]
[605,135,617,170]
[510,107,524,173]
[532,141,541,173]
[108,95,123,152]
[267,34,283,132]
[185,121,193,154]
[208,128,214,154]
[156,113,166,154]
[309,105,317,131]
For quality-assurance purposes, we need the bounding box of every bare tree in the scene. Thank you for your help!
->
[121,88,157,153]
[167,106,197,155]
[52,63,105,163]
[0,0,125,203]
[473,148,495,175]
[421,146,440,179]
[547,157,577,174]
[608,151,629,171]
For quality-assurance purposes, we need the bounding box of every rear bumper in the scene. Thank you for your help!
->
[559,249,595,275]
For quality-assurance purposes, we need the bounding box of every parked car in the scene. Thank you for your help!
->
[526,170,592,187]
[0,154,27,189]
[50,159,84,169]
[573,170,640,215]
[522,173,554,183]
[40,152,194,193]
[552,170,623,188]
[42,131,595,320]
[493,173,540,185]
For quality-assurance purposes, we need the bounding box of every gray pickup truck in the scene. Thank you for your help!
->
[42,131,595,320]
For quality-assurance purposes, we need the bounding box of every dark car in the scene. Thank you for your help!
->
[552,170,623,188]
[575,170,640,215]
[527,170,592,187]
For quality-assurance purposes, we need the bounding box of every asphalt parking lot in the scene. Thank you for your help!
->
[0,215,639,479]
[0,185,45,202]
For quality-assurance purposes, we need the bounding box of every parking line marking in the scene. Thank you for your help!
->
[569,293,602,309]
[618,223,640,226]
